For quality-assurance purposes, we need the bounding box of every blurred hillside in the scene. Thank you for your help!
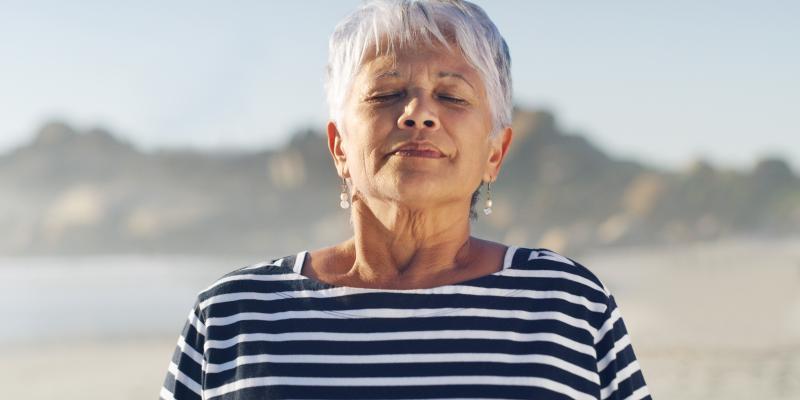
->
[1,108,798,257]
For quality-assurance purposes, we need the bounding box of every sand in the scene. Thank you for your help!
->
[2,235,799,399]
[0,337,176,399]
[582,235,800,399]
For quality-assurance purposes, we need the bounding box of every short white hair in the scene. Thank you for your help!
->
[325,0,512,136]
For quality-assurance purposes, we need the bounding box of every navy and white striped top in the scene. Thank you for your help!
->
[161,246,651,400]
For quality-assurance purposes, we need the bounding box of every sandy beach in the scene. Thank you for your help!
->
[0,337,176,399]
[3,235,799,399]
[582,235,800,399]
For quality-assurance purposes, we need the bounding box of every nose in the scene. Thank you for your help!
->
[397,96,439,131]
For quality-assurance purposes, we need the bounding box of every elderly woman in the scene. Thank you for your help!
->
[161,1,651,399]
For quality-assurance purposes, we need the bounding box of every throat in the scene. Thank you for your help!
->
[304,237,507,290]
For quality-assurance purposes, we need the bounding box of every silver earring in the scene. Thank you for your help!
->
[483,180,493,215]
[339,177,350,209]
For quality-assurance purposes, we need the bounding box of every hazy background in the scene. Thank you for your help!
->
[1,1,798,399]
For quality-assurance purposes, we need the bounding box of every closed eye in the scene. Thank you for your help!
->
[438,94,468,105]
[367,92,403,103]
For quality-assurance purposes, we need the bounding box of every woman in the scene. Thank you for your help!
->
[161,1,651,399]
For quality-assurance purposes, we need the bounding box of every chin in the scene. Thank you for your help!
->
[389,183,459,209]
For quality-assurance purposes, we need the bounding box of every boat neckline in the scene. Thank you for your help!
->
[285,245,519,292]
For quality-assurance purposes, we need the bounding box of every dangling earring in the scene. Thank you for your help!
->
[339,177,350,209]
[483,180,493,215]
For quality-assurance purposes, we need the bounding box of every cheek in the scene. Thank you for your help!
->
[342,134,385,185]
[453,136,492,176]
[460,149,489,177]
[445,112,491,149]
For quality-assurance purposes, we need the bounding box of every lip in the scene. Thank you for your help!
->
[388,143,446,158]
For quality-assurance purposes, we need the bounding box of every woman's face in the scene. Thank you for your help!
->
[328,44,511,212]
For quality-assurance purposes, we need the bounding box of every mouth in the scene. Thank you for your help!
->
[388,143,447,159]
[390,149,446,158]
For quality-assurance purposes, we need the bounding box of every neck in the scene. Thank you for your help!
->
[342,196,476,286]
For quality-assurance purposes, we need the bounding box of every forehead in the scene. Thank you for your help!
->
[357,44,481,84]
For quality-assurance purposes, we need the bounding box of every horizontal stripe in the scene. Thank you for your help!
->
[199,285,607,314]
[598,334,632,372]
[206,308,598,336]
[595,306,621,344]
[203,375,596,400]
[159,386,175,400]
[205,352,599,384]
[203,329,596,356]
[528,249,576,266]
[499,268,606,295]
[624,385,652,400]
[167,361,202,396]
[241,260,280,271]
[186,308,206,337]
[601,360,644,400]
[177,335,204,365]
[201,272,296,295]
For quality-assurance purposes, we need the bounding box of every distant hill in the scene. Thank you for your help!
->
[0,110,798,257]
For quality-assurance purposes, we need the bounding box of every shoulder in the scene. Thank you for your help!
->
[194,252,302,310]
[509,246,623,343]
[508,245,611,297]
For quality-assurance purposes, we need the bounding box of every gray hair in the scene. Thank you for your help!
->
[325,0,512,137]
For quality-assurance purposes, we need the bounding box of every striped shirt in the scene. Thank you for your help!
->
[161,246,651,400]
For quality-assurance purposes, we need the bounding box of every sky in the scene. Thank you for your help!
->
[0,0,798,170]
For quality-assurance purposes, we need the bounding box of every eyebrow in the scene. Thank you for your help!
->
[371,69,475,89]
[438,71,475,90]
[373,70,401,80]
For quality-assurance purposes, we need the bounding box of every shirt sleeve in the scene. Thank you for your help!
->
[594,292,652,400]
[160,297,206,400]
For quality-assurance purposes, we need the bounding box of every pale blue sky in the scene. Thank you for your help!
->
[1,0,797,170]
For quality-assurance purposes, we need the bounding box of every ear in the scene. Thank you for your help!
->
[483,126,513,182]
[327,120,349,178]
